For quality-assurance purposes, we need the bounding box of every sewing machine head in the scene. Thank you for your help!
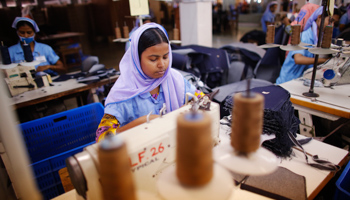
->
[1,63,51,96]
[66,101,221,199]
[303,55,350,86]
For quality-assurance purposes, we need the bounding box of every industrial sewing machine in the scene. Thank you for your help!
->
[303,52,350,86]
[1,62,51,96]
[66,99,221,200]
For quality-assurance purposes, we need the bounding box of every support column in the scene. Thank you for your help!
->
[179,1,212,47]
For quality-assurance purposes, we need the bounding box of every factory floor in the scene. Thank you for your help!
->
[27,23,346,200]
[89,22,259,70]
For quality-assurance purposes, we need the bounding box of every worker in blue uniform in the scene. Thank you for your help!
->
[261,1,278,33]
[276,7,330,84]
[9,17,66,76]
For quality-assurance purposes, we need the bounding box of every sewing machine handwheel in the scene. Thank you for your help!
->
[66,156,88,199]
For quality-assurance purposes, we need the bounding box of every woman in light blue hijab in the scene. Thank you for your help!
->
[261,1,278,33]
[96,23,205,142]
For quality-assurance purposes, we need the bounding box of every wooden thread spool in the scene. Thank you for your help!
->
[173,28,179,40]
[265,25,275,44]
[98,136,136,200]
[321,25,333,49]
[231,92,264,154]
[115,27,122,39]
[176,112,213,186]
[1,41,12,65]
[115,22,122,39]
[22,42,33,62]
[291,24,301,45]
[123,25,130,39]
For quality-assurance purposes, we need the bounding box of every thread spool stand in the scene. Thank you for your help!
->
[157,104,233,200]
[213,80,278,176]
[123,21,130,39]
[170,24,181,45]
[280,24,308,51]
[258,25,280,49]
[308,25,339,55]
[115,22,122,39]
[0,42,18,68]
[303,0,333,97]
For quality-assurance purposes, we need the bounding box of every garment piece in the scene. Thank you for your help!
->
[8,41,59,76]
[172,44,230,88]
[219,85,300,157]
[238,167,307,200]
[276,27,315,84]
[105,23,187,113]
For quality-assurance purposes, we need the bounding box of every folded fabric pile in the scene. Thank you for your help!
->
[221,85,300,158]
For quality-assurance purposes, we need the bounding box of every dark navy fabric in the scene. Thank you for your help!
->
[171,52,189,71]
[220,44,264,80]
[171,44,230,88]
[255,25,287,83]
[221,84,300,157]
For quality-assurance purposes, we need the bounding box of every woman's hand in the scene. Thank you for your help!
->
[36,65,51,72]
[36,60,67,74]
[294,54,330,65]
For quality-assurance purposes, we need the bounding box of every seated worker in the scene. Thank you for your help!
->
[290,2,319,29]
[96,23,205,142]
[332,8,341,38]
[9,17,66,76]
[339,5,350,32]
[261,1,277,33]
[276,6,330,84]
[125,15,152,51]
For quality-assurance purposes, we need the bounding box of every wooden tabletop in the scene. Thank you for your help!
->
[37,32,84,41]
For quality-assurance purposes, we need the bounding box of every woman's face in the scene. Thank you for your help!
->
[140,42,169,79]
[17,24,35,38]
[316,16,330,30]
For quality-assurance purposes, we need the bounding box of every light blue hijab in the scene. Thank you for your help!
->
[264,1,278,14]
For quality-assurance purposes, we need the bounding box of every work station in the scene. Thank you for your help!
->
[0,0,350,199]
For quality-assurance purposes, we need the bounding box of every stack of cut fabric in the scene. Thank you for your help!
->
[221,85,300,158]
